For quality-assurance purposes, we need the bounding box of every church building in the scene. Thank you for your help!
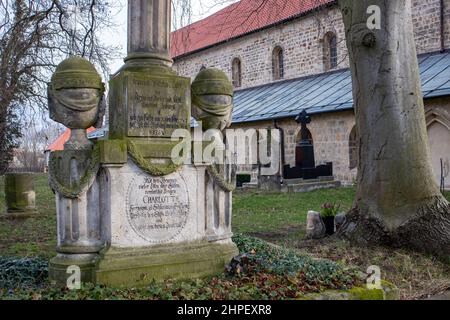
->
[171,0,450,190]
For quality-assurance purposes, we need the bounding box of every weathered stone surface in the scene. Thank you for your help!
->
[48,56,105,151]
[48,148,100,199]
[126,75,190,138]
[49,0,238,288]
[54,183,104,254]
[49,253,100,287]
[96,241,238,287]
[284,180,341,193]
[306,210,325,239]
[126,0,172,65]
[335,212,347,231]
[5,173,36,214]
[299,281,400,300]
[191,68,234,131]
[126,172,190,244]
[108,67,191,162]
[101,161,218,247]
[98,140,127,164]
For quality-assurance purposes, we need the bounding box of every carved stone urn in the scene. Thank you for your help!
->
[191,68,234,132]
[48,56,105,150]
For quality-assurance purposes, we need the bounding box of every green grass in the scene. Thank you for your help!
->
[0,235,360,300]
[0,174,449,259]
[0,174,56,259]
[232,187,355,239]
[0,174,449,300]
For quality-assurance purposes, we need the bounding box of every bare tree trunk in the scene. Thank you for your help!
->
[338,0,450,258]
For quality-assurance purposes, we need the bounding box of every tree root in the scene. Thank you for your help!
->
[337,197,450,259]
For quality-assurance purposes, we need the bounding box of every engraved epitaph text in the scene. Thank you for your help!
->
[127,75,189,137]
[126,173,190,243]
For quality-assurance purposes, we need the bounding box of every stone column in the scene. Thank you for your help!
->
[47,56,105,286]
[126,0,172,65]
[4,173,36,216]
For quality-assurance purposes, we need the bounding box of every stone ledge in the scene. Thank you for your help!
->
[0,210,40,220]
[95,241,239,288]
[283,180,341,193]
[298,281,400,300]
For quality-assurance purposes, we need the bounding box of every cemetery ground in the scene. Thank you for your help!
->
[0,174,449,300]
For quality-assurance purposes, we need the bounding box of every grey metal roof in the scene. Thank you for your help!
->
[88,126,108,139]
[231,50,450,124]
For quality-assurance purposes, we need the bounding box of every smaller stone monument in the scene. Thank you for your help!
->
[295,110,315,169]
[282,110,340,192]
[4,173,36,217]
[306,210,325,239]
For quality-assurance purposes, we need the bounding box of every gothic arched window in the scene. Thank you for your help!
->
[232,58,242,88]
[323,32,338,71]
[272,46,284,80]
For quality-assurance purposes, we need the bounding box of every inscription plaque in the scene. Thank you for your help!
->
[126,75,190,138]
[126,173,190,243]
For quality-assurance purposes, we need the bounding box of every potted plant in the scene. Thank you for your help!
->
[320,203,340,235]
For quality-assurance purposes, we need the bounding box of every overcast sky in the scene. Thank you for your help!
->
[104,0,238,73]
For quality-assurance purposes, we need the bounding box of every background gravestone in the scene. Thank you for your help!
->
[4,173,36,216]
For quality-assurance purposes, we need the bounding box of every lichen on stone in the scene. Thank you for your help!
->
[206,163,236,192]
[127,140,182,176]
[48,144,100,199]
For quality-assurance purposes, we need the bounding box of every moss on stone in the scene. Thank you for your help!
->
[48,145,100,198]
[108,65,191,140]
[191,68,233,96]
[127,140,182,176]
[298,281,399,300]
[99,139,128,164]
[49,254,100,287]
[5,173,36,213]
[50,56,104,91]
[348,286,384,300]
[95,241,239,288]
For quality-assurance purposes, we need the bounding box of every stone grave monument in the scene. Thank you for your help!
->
[282,110,341,192]
[48,0,238,288]
[4,173,36,217]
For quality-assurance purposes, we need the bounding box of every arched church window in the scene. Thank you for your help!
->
[323,32,338,71]
[272,46,284,80]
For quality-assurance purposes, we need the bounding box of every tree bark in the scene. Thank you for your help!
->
[337,0,450,258]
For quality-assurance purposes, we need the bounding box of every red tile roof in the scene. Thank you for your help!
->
[46,128,96,152]
[170,0,335,59]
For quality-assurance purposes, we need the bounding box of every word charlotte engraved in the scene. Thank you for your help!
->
[126,173,190,243]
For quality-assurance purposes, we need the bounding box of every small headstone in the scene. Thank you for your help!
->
[306,210,325,239]
[5,173,36,216]
[335,213,347,232]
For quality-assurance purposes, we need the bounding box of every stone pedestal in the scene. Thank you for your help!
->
[4,173,36,216]
[93,161,237,286]
[96,242,237,288]
[48,151,104,285]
